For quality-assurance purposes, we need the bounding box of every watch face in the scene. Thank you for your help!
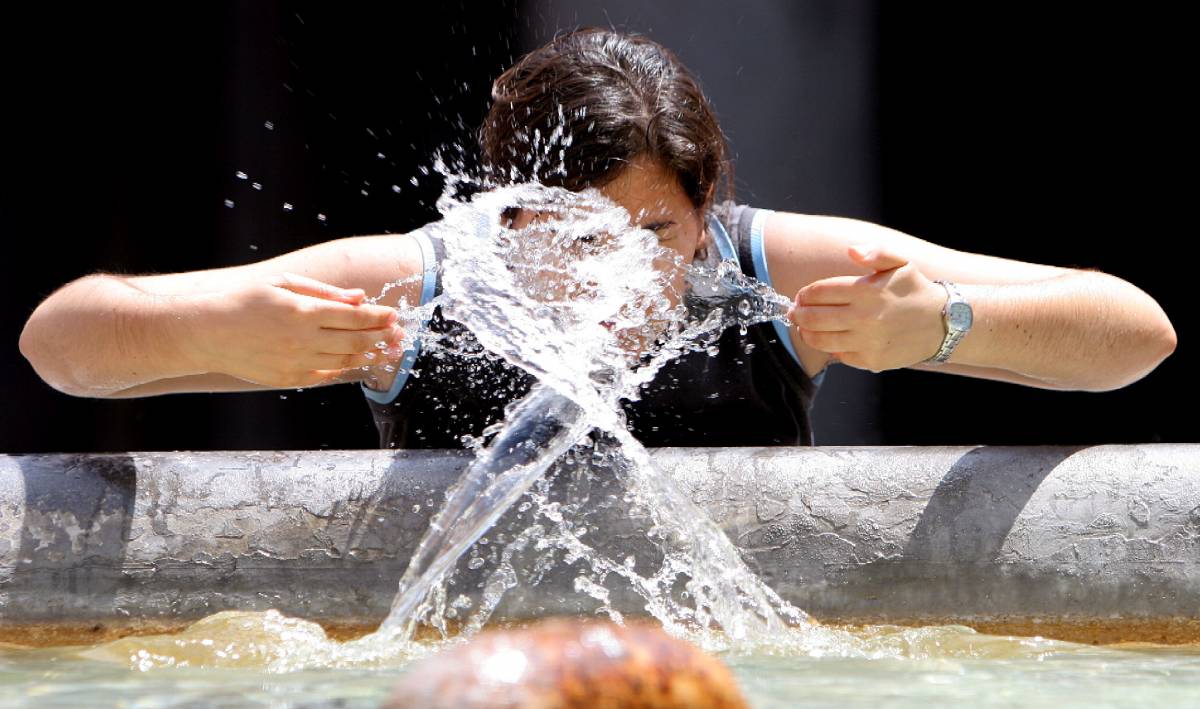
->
[948,302,973,330]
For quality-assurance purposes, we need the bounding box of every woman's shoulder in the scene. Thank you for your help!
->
[710,199,756,226]
[316,225,434,308]
[710,200,778,238]
[709,201,779,256]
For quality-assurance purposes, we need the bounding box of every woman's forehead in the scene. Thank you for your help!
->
[598,156,696,225]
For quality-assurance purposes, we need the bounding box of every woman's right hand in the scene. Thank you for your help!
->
[185,272,405,389]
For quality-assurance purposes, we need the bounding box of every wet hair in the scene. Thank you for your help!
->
[480,28,731,211]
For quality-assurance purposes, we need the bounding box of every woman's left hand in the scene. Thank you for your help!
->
[787,244,949,373]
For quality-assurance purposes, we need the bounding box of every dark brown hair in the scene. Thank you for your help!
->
[480,28,730,211]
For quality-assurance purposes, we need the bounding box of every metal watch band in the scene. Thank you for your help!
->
[926,280,965,365]
[933,328,966,363]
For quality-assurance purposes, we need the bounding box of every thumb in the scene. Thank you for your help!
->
[275,272,365,304]
[848,243,908,272]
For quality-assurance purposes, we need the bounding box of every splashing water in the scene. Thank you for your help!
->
[95,131,891,674]
[336,176,826,659]
[78,175,1157,677]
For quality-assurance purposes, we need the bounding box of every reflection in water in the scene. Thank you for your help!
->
[8,623,1198,708]
[77,609,1100,671]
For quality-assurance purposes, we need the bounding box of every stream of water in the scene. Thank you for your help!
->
[321,177,825,664]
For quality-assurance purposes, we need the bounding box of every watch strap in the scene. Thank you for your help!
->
[926,280,967,365]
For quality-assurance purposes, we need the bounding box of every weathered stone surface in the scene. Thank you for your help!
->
[2,446,1197,641]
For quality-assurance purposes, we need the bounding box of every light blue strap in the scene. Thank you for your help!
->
[710,209,823,386]
[706,212,740,266]
[746,209,808,375]
[361,229,437,404]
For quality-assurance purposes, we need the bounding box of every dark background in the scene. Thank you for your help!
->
[2,2,1190,452]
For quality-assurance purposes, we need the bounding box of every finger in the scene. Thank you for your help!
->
[308,352,381,370]
[795,277,861,306]
[315,302,399,330]
[796,328,854,353]
[848,243,908,272]
[283,368,351,389]
[276,272,366,304]
[315,325,403,355]
[789,303,855,332]
[306,368,367,387]
[317,366,389,386]
[293,350,380,374]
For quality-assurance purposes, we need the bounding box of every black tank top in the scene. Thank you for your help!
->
[363,204,824,449]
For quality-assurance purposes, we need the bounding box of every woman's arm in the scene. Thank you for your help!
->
[19,234,424,398]
[765,212,1177,392]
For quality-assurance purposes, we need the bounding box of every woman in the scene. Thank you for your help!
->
[18,29,1176,448]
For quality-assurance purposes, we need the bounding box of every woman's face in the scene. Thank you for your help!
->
[501,154,708,355]
[506,154,708,302]
[594,154,708,272]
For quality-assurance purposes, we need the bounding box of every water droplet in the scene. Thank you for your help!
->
[264,120,274,130]
[235,171,248,180]
[223,199,235,208]
[467,557,485,570]
[249,244,258,251]
[737,299,753,317]
[317,213,327,222]
[251,182,262,191]
[282,202,293,211]
[376,152,386,159]
[279,395,287,400]
[412,504,421,513]
[392,185,401,193]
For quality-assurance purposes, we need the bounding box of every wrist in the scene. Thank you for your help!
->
[919,281,950,364]
[155,292,219,377]
[922,280,973,365]
[925,282,949,362]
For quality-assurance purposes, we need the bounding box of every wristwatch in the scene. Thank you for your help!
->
[924,280,973,365]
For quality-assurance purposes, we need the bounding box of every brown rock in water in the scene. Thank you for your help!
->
[385,618,747,709]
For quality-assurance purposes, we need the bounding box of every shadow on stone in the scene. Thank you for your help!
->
[903,445,1090,563]
[11,454,137,625]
